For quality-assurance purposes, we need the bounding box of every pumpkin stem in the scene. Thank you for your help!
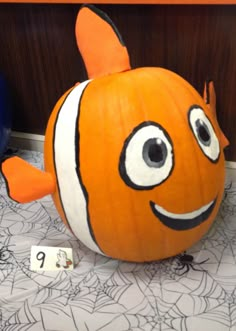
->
[75,4,131,79]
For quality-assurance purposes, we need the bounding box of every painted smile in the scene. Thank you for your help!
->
[150,198,217,230]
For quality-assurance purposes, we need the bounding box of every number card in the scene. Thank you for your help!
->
[31,246,74,271]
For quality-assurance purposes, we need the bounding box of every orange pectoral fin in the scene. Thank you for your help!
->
[1,156,55,203]
[75,4,131,79]
[203,80,229,149]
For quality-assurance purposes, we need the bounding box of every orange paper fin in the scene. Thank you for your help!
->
[75,4,131,79]
[203,80,229,149]
[1,156,55,203]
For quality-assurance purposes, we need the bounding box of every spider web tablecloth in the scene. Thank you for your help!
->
[0,150,236,331]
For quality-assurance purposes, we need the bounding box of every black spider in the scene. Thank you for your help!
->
[0,245,14,268]
[174,252,209,276]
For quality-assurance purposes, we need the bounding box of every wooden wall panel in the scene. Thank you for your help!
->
[1,1,236,4]
[0,4,235,160]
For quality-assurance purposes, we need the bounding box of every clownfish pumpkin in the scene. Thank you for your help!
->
[1,5,229,262]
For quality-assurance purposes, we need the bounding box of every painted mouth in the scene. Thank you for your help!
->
[150,198,216,230]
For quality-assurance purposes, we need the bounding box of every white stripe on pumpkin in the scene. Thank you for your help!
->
[54,80,104,255]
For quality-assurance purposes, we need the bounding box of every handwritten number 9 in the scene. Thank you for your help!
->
[36,251,46,268]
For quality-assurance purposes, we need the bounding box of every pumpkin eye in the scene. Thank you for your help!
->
[196,119,211,146]
[119,121,174,190]
[142,138,168,168]
[189,106,220,162]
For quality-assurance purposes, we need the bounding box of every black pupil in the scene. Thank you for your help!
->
[148,143,163,163]
[196,119,211,145]
[143,138,167,168]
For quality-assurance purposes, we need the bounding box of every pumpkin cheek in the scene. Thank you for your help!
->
[83,156,224,262]
[146,150,224,245]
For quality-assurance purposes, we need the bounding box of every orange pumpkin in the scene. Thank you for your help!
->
[1,5,228,262]
[44,5,228,262]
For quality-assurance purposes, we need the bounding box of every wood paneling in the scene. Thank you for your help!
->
[0,4,235,160]
[1,1,236,4]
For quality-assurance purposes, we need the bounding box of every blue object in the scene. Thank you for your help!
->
[0,74,12,157]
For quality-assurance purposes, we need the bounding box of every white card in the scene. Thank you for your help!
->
[31,246,74,271]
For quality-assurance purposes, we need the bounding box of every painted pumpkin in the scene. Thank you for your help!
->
[1,5,228,262]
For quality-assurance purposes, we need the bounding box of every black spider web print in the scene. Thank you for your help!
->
[0,150,236,331]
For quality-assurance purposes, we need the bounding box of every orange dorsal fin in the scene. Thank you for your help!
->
[203,80,229,149]
[203,80,217,117]
[75,4,131,79]
[1,156,55,203]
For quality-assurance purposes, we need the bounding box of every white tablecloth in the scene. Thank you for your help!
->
[0,150,235,331]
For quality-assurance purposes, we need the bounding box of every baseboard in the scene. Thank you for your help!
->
[226,161,236,169]
[9,131,45,152]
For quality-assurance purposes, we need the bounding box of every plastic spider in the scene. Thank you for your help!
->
[174,252,209,276]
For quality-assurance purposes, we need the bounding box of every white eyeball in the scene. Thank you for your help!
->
[119,122,174,190]
[188,106,220,162]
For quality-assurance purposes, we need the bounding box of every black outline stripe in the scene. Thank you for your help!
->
[0,157,20,203]
[119,121,175,190]
[75,84,101,250]
[188,105,220,164]
[81,4,126,46]
[52,83,102,252]
[52,91,74,233]
[150,198,216,231]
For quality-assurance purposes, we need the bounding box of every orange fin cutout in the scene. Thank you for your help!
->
[1,156,55,203]
[203,80,229,149]
[75,4,131,79]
